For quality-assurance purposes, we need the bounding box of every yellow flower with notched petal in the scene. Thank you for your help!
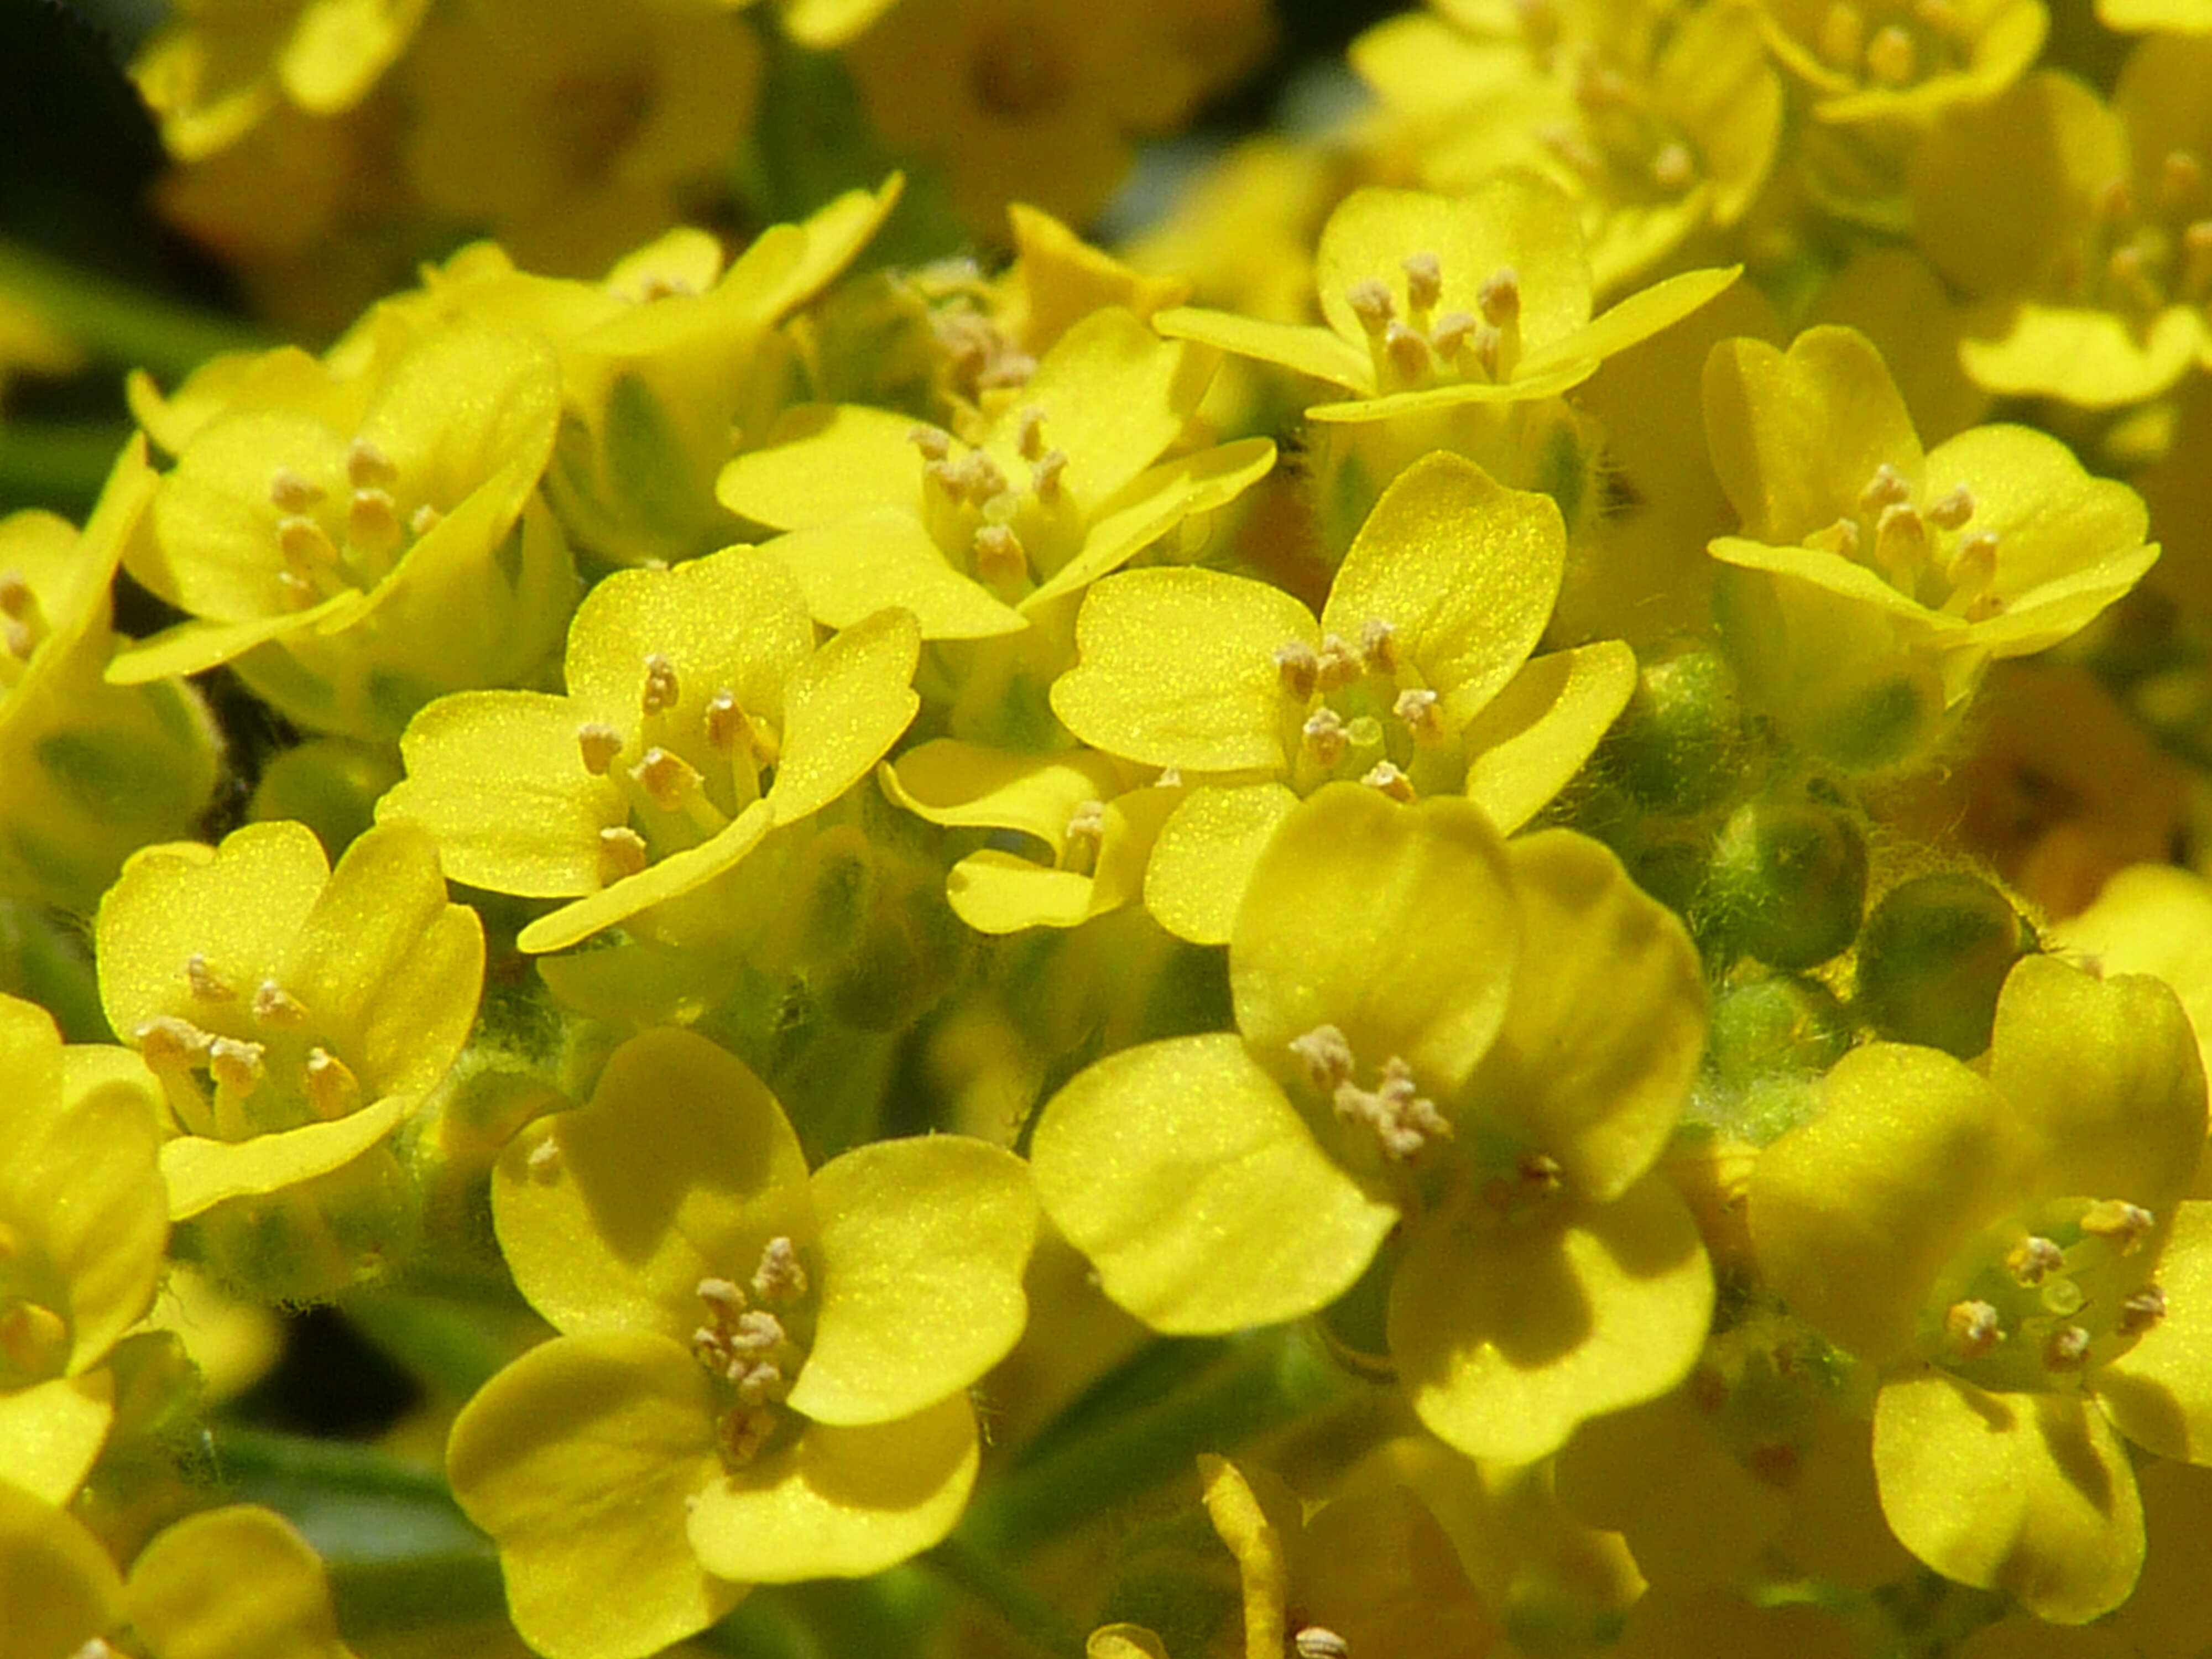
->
[1755,0,2044,126]
[1031,784,1711,1464]
[1048,451,1636,942]
[1702,324,2158,769]
[95,819,483,1301]
[377,544,921,956]
[448,1027,1036,1659]
[1155,174,1737,424]
[1750,954,2212,1622]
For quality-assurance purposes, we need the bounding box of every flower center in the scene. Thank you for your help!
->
[1923,1196,2167,1392]
[1269,618,1459,800]
[1811,1,1970,93]
[1288,1022,1453,1166]
[267,439,446,609]
[909,412,1078,597]
[692,1236,815,1469]
[130,955,357,1141]
[2054,162,2212,322]
[1806,462,2005,621]
[1345,253,1524,394]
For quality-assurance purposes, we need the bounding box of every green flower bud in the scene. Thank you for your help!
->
[1606,644,1745,812]
[1703,792,1869,968]
[1709,974,1853,1089]
[1855,873,2031,1058]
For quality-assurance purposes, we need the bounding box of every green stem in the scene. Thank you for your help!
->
[964,1327,1345,1554]
[0,420,134,513]
[918,1535,1087,1658]
[0,241,273,377]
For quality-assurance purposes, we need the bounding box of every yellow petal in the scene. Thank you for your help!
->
[1960,304,2206,411]
[1151,309,1371,392]
[787,1136,1036,1426]
[1198,1455,1294,1659]
[446,1332,740,1659]
[1025,436,1277,610]
[492,1027,813,1340]
[685,1394,977,1582]
[1143,782,1298,947]
[716,404,922,531]
[0,1372,114,1505]
[1031,1035,1399,1333]
[126,1505,351,1659]
[1291,1485,1495,1659]
[162,1095,409,1220]
[989,307,1196,506]
[0,1480,122,1659]
[882,742,1125,846]
[1519,266,1740,381]
[564,542,813,722]
[767,608,921,825]
[1461,640,1637,833]
[1389,1176,1713,1464]
[2096,1199,2212,1462]
[515,799,774,955]
[1873,1371,2142,1624]
[764,513,1026,639]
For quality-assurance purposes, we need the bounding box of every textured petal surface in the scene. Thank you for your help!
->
[0,1481,122,1659]
[767,609,921,824]
[2096,1201,2212,1462]
[161,1094,409,1220]
[1460,641,1637,833]
[1142,782,1297,947]
[127,1506,351,1659]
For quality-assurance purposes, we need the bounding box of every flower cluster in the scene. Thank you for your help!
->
[13,1,2212,1656]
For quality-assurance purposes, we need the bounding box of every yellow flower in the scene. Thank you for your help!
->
[718,304,1275,641]
[1352,0,1782,293]
[1155,174,1738,424]
[448,1027,1036,1659]
[377,544,921,956]
[1703,324,2158,769]
[1755,0,2045,126]
[1048,452,1635,942]
[131,0,429,160]
[1750,955,2212,1621]
[111,325,572,743]
[842,0,1273,234]
[0,994,166,1509]
[0,441,221,913]
[95,820,483,1301]
[1031,784,1711,1463]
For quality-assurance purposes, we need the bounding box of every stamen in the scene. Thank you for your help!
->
[252,979,310,1027]
[1359,617,1397,674]
[346,437,399,491]
[2005,1235,2064,1286]
[630,748,698,812]
[2117,1285,2167,1336]
[1857,463,1912,515]
[1063,799,1107,858]
[698,1277,747,1315]
[207,1036,267,1098]
[1295,1631,1352,1659]
[1383,321,1432,384]
[302,1047,361,1120]
[268,467,324,513]
[1864,24,1916,86]
[0,1300,70,1379]
[2081,1200,2155,1254]
[722,1406,779,1466]
[185,953,236,1002]
[1808,517,1861,559]
[597,826,650,882]
[135,1015,213,1070]
[1015,406,1047,461]
[640,653,680,716]
[1303,707,1349,766]
[1943,1299,2004,1359]
[1872,503,1928,582]
[2043,1324,2093,1371]
[1273,639,1319,700]
[0,573,30,620]
[526,1138,561,1177]
[1362,761,1417,802]
[1333,1055,1451,1161]
[409,502,444,536]
[1344,279,1395,334]
[908,424,953,463]
[348,488,402,560]
[1394,687,1444,741]
[1155,766,1183,788]
[2163,149,2204,206]
[577,722,624,775]
[1478,268,1521,327]
[1428,309,1477,358]
[1651,141,1695,191]
[1315,633,1364,691]
[1030,448,1069,503]
[751,1236,808,1304]
[1924,486,1975,530]
[973,523,1027,586]
[1289,1025,1355,1092]
[277,515,343,573]
[1401,251,1443,312]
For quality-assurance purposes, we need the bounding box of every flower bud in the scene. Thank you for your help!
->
[1606,644,1744,811]
[1854,873,2031,1057]
[1703,793,1869,968]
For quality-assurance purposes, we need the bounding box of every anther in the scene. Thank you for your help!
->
[730,1309,787,1355]
[1288,1024,1355,1091]
[346,437,399,491]
[409,502,443,536]
[1864,23,1917,85]
[185,953,236,1002]
[1303,707,1349,766]
[1944,1299,2004,1360]
[1316,633,1365,691]
[2081,1200,2156,1254]
[1809,517,1861,559]
[2163,149,2204,206]
[1402,251,1443,312]
[1274,640,1319,700]
[2005,1235,2064,1286]
[1363,761,1417,802]
[526,1138,561,1176]
[1295,1630,1352,1659]
[252,979,309,1027]
[268,468,324,513]
[2183,221,2212,298]
[1383,321,1432,383]
[302,1048,361,1120]
[1156,766,1182,788]
[0,571,29,619]
[1065,799,1107,855]
[734,1362,785,1405]
[1874,503,1928,578]
[1478,268,1521,327]
[2117,1285,2168,1336]
[640,653,680,716]
[699,1277,747,1314]
[348,488,402,558]
[577,722,624,775]
[1857,463,1912,515]
[1394,686,1443,740]
[908,424,953,463]
[2044,1324,2093,1371]
[1515,1150,1564,1199]
[1651,141,1695,191]
[630,748,698,812]
[752,1237,808,1304]
[1948,529,1999,591]
[1924,486,1975,530]
[597,826,650,882]
[1015,406,1047,461]
[1344,279,1395,333]
[722,1405,778,1466]
[2,618,31,659]
[207,1036,267,1098]
[277,515,343,572]
[1429,310,1477,358]
[135,1015,212,1070]
[1359,617,1397,673]
[973,523,1027,586]
[1031,448,1069,502]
